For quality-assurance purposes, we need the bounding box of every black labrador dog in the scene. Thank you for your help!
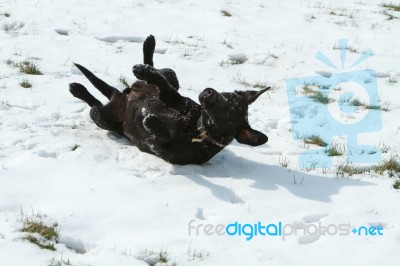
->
[69,35,269,165]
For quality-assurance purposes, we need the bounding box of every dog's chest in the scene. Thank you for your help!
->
[143,97,199,126]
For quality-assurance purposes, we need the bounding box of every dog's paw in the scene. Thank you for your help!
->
[69,83,88,98]
[132,64,158,81]
[143,35,155,50]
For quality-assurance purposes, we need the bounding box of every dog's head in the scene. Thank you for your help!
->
[198,88,269,146]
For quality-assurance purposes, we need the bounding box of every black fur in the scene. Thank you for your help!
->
[69,35,269,165]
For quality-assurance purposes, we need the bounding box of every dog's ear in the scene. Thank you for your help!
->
[235,124,268,146]
[236,88,270,105]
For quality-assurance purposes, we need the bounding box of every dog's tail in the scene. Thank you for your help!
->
[74,63,120,99]
[143,35,155,67]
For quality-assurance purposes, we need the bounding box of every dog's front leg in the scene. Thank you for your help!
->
[142,114,170,142]
[132,64,182,105]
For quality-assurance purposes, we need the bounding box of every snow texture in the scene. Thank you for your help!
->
[0,0,400,265]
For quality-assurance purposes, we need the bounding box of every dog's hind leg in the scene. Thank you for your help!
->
[69,83,102,107]
[143,35,155,67]
[143,35,179,90]
[69,83,122,133]
[89,106,122,134]
[74,63,120,100]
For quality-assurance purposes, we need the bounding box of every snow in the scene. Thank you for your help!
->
[1,0,400,265]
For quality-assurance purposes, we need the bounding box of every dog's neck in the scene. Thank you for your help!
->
[192,116,233,148]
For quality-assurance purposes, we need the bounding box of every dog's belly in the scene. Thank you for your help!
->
[123,97,197,144]
[142,98,200,140]
[121,87,220,164]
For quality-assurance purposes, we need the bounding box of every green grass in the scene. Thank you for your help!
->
[305,161,317,172]
[19,61,43,75]
[188,248,210,261]
[381,3,400,19]
[325,142,344,157]
[182,50,192,57]
[304,135,327,147]
[374,156,400,176]
[302,84,332,104]
[119,75,130,88]
[221,56,246,65]
[366,105,381,110]
[382,9,399,19]
[394,180,400,189]
[333,43,372,54]
[351,99,363,106]
[377,142,390,153]
[351,98,389,111]
[336,163,361,178]
[21,213,59,251]
[6,58,18,67]
[159,250,168,263]
[279,157,289,168]
[238,80,271,90]
[20,79,32,88]
[137,249,175,266]
[268,52,279,59]
[382,3,400,12]
[310,91,331,104]
[164,37,185,45]
[221,9,232,17]
[234,74,277,90]
[328,8,349,17]
[306,14,316,21]
[2,24,10,32]
[303,84,318,94]
[71,144,80,151]
[333,43,358,53]
[222,39,233,49]
[252,82,271,89]
[370,104,388,111]
[48,258,73,266]
[164,37,206,49]
[389,75,399,83]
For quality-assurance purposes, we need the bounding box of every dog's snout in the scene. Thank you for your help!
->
[199,88,217,106]
[204,88,214,97]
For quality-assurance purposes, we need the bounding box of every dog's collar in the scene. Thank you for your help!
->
[191,117,227,148]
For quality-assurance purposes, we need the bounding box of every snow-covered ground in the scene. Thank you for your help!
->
[1,0,400,265]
